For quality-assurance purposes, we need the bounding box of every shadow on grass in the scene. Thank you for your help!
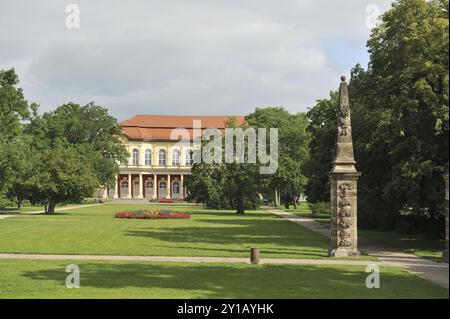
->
[124,217,330,259]
[20,262,447,298]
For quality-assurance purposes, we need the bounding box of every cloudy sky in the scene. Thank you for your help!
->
[0,0,393,121]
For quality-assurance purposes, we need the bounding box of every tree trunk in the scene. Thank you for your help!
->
[47,200,56,214]
[17,199,23,209]
[275,190,280,207]
[236,195,245,214]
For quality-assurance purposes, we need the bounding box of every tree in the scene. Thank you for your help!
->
[0,68,31,206]
[0,69,29,142]
[3,136,36,208]
[247,107,310,208]
[186,117,267,214]
[303,92,338,203]
[27,147,99,213]
[25,102,128,192]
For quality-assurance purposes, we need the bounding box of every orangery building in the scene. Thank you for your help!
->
[110,115,244,200]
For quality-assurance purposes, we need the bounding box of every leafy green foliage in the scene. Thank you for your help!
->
[186,117,266,213]
[247,107,310,208]
[308,202,332,216]
[0,69,127,211]
[27,147,99,213]
[303,92,338,203]
[305,0,449,237]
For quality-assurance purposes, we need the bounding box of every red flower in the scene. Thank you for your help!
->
[115,211,190,219]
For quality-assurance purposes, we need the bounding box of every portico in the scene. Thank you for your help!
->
[114,172,188,200]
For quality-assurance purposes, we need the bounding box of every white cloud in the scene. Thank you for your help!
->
[0,0,393,120]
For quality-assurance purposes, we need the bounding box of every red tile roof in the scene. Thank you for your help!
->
[121,114,245,141]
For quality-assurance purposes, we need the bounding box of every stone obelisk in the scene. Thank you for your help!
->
[329,76,361,257]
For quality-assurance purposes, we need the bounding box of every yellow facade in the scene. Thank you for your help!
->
[110,140,193,201]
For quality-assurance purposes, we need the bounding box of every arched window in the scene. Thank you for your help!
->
[159,149,166,166]
[145,181,153,189]
[172,149,180,166]
[132,149,139,165]
[172,181,180,194]
[185,149,193,165]
[145,149,152,165]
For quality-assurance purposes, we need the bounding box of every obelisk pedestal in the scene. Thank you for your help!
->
[443,169,449,262]
[329,76,361,258]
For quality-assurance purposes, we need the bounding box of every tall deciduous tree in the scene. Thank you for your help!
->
[247,107,310,208]
[0,69,31,206]
[303,92,338,204]
[186,117,267,214]
[25,102,128,192]
[28,146,99,213]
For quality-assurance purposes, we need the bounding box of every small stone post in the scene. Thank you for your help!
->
[443,169,449,262]
[329,76,361,258]
[250,248,260,264]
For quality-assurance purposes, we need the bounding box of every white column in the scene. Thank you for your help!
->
[114,175,119,199]
[153,174,157,198]
[128,174,132,198]
[138,174,143,199]
[180,175,184,200]
[166,174,171,199]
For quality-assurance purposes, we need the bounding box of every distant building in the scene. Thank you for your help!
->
[109,114,244,200]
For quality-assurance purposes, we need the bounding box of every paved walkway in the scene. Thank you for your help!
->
[0,203,103,220]
[0,253,381,266]
[267,207,449,289]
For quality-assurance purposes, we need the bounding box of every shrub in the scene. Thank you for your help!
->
[308,202,331,216]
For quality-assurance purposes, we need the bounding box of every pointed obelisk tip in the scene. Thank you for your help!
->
[340,75,347,82]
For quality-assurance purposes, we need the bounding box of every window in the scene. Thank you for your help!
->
[172,149,180,166]
[145,149,152,165]
[132,149,139,165]
[172,181,180,194]
[185,149,193,165]
[159,149,166,166]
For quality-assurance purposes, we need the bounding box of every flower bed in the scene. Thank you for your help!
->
[158,199,175,203]
[115,209,190,219]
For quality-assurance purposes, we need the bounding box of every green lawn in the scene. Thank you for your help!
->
[0,200,102,214]
[0,259,447,299]
[0,203,330,259]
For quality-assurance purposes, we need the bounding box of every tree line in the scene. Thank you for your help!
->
[0,69,127,212]
[304,0,449,238]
